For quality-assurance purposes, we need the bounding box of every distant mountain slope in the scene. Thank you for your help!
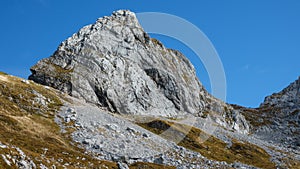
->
[238,77,300,149]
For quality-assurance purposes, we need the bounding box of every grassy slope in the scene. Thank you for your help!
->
[138,119,277,169]
[129,162,176,169]
[231,104,300,169]
[0,73,118,168]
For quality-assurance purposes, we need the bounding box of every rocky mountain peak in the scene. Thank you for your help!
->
[29,10,249,133]
[110,9,139,24]
[261,77,300,108]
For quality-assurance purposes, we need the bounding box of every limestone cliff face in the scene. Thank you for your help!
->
[29,10,249,133]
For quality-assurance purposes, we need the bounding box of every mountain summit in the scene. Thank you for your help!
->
[29,10,249,133]
[29,10,204,117]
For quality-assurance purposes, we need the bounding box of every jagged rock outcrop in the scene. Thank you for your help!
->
[29,10,249,133]
[257,77,300,148]
[262,77,300,108]
[237,77,300,149]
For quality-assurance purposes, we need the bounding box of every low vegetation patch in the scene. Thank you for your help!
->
[151,38,164,48]
[0,72,8,75]
[129,162,176,169]
[138,119,276,169]
[231,104,274,128]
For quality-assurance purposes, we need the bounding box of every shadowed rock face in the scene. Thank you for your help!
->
[29,10,249,133]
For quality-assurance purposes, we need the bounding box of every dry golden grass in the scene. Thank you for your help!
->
[138,119,276,169]
[267,146,300,169]
[0,75,9,83]
[231,104,273,128]
[151,38,164,48]
[280,157,300,169]
[129,162,176,169]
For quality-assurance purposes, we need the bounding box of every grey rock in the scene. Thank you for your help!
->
[105,124,120,133]
[32,90,48,106]
[153,156,164,165]
[142,133,149,138]
[67,108,76,114]
[244,77,300,149]
[21,79,30,84]
[126,127,136,133]
[64,117,71,123]
[117,162,129,169]
[262,77,300,107]
[1,154,11,167]
[29,9,249,134]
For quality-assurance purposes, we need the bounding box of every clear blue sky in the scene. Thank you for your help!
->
[1,0,299,108]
